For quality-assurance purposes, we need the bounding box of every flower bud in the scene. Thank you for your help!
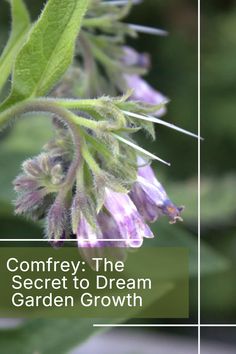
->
[13,175,38,192]
[122,46,150,69]
[22,158,42,177]
[14,189,47,215]
[39,153,52,175]
[71,191,97,233]
[51,164,64,185]
[46,199,69,246]
[71,194,80,235]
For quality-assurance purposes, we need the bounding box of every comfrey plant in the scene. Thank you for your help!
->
[0,0,197,258]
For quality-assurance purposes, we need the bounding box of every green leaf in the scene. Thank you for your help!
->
[0,0,30,91]
[0,0,89,111]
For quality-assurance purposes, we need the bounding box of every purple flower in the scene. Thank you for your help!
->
[130,157,183,224]
[104,188,154,248]
[124,74,167,117]
[97,212,123,247]
[122,46,150,69]
[76,213,108,269]
[121,46,167,117]
[77,213,102,247]
[97,212,127,261]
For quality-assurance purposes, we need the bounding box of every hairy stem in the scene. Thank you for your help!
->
[0,99,98,131]
[81,140,101,174]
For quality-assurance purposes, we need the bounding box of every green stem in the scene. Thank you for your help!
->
[84,132,112,160]
[61,130,82,194]
[89,41,118,69]
[82,16,112,28]
[82,32,147,75]
[81,140,101,174]
[76,157,85,187]
[48,97,101,111]
[79,31,95,73]
[0,99,98,131]
[48,97,127,130]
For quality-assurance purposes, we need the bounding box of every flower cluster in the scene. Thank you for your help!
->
[10,0,196,264]
[14,126,183,251]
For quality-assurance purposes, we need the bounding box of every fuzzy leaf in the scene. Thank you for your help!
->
[0,0,30,91]
[0,0,89,111]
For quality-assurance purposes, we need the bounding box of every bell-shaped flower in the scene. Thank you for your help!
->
[130,158,183,223]
[104,188,154,248]
[124,74,167,117]
[77,213,102,248]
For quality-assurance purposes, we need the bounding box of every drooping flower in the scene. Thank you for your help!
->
[77,213,102,247]
[130,157,184,224]
[97,211,123,247]
[124,74,167,117]
[122,46,150,69]
[97,212,127,261]
[104,188,154,248]
[76,212,110,269]
[122,46,167,117]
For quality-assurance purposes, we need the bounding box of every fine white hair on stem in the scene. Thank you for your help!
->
[103,0,142,5]
[113,133,171,166]
[128,24,168,36]
[123,110,202,140]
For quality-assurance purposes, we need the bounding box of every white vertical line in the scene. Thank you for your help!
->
[198,0,201,352]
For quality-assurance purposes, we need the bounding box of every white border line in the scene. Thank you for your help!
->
[0,0,202,338]
[198,0,201,352]
[4,0,234,341]
[94,0,202,337]
[93,324,236,328]
[93,324,198,328]
[0,239,141,242]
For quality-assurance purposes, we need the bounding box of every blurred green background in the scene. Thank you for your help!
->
[130,0,236,325]
[0,0,236,352]
[201,0,236,324]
